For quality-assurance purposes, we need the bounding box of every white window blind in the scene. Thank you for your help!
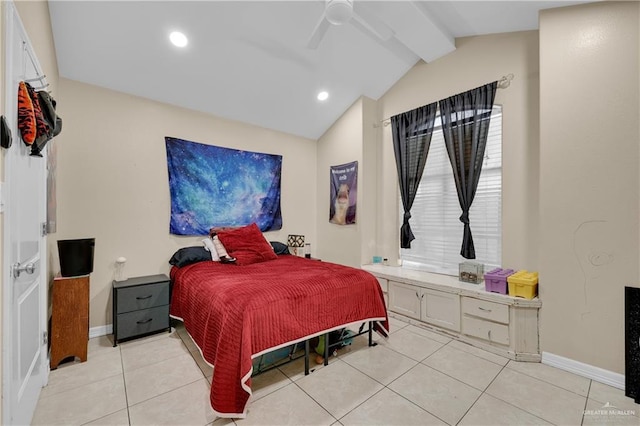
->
[400,106,502,276]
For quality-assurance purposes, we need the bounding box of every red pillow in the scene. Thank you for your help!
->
[216,223,277,266]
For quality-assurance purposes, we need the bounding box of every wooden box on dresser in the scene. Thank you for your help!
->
[112,274,171,346]
[363,264,542,361]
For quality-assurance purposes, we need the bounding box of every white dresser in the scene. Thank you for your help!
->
[363,264,542,362]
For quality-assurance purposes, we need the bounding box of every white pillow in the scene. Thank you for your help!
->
[212,235,230,259]
[202,238,220,261]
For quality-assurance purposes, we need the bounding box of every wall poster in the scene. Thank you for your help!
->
[329,161,357,225]
[165,137,282,235]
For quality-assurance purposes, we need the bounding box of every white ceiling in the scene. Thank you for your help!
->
[48,1,592,140]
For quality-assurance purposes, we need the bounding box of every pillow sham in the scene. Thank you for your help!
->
[270,241,290,255]
[169,246,212,267]
[216,223,278,266]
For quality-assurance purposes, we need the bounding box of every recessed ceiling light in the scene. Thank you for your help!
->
[169,31,188,48]
[317,91,329,101]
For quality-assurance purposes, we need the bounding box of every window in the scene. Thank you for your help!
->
[400,106,502,276]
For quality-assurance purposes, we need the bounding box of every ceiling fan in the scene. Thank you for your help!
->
[307,0,395,49]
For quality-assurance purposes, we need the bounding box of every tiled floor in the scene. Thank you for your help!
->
[33,316,639,425]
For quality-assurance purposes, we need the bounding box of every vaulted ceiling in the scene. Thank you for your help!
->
[49,1,593,140]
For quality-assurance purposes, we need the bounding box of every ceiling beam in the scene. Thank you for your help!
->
[365,1,456,63]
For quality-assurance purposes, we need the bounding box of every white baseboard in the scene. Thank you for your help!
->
[89,324,113,339]
[542,351,625,390]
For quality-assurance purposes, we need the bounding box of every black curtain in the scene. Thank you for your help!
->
[439,81,497,259]
[391,102,437,249]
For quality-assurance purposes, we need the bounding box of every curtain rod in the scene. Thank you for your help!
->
[375,73,514,128]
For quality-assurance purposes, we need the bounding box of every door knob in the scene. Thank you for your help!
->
[13,262,35,278]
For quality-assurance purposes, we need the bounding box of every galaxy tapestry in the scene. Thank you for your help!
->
[165,137,282,235]
[329,161,357,225]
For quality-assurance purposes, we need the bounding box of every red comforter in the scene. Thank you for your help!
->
[170,256,388,418]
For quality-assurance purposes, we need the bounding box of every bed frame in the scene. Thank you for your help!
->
[251,321,379,377]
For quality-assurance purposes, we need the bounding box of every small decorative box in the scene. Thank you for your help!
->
[507,270,539,299]
[459,261,484,284]
[484,268,515,294]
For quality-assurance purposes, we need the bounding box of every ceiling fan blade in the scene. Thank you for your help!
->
[352,2,393,41]
[307,16,331,49]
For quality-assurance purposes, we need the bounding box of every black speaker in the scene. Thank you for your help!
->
[625,286,640,403]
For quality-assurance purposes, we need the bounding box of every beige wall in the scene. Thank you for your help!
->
[316,96,379,267]
[360,96,379,265]
[55,79,317,328]
[377,30,540,270]
[539,1,639,374]
[14,1,59,95]
[316,99,364,266]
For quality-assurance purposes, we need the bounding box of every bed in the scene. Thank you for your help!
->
[169,254,389,418]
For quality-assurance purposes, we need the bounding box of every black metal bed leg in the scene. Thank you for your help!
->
[324,333,329,366]
[304,339,310,375]
[368,321,374,346]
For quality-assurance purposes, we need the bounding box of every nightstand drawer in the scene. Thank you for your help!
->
[116,282,169,314]
[116,305,170,340]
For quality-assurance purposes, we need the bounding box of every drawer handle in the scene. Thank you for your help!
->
[136,295,153,300]
[137,318,153,324]
[478,307,492,312]
[488,330,492,340]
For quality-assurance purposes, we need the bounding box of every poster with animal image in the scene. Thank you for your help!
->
[329,161,357,225]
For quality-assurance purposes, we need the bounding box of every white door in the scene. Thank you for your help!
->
[2,2,49,424]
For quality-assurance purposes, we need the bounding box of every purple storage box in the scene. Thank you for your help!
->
[484,268,515,294]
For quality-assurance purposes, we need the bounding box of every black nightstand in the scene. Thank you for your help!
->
[112,274,170,346]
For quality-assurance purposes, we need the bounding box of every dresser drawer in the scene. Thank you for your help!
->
[462,316,510,345]
[116,305,170,340]
[116,282,169,314]
[462,297,509,324]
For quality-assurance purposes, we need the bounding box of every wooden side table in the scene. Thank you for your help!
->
[50,275,90,369]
